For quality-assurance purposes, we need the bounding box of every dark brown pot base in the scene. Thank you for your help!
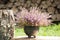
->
[28,35,36,38]
[24,26,39,38]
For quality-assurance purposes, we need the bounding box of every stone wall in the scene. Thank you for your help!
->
[0,0,60,21]
[0,10,15,40]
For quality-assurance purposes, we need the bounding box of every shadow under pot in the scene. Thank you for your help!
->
[24,26,39,38]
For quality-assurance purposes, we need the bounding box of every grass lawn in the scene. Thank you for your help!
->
[14,24,60,37]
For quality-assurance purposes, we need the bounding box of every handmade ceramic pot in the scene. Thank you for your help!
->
[24,26,39,38]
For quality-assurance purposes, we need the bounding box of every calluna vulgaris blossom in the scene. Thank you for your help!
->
[15,7,52,26]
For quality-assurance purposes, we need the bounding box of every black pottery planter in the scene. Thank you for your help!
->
[24,26,39,38]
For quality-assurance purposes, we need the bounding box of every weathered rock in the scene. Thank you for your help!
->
[47,6,55,14]
[13,2,20,7]
[31,0,37,3]
[40,1,51,9]
[12,6,18,14]
[56,14,60,21]
[57,4,60,9]
[0,4,4,8]
[0,10,15,40]
[51,15,57,21]
[19,0,25,3]
[47,0,54,3]
[5,3,13,9]
[36,0,41,4]
[0,0,60,23]
[10,0,16,3]
[24,0,31,8]
[55,10,59,14]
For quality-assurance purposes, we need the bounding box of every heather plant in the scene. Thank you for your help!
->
[15,7,52,27]
[14,8,28,27]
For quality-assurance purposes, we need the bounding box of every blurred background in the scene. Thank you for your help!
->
[0,0,60,37]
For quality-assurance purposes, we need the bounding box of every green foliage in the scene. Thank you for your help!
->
[39,24,60,36]
[14,24,60,37]
[14,28,26,37]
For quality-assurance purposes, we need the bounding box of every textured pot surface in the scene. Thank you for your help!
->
[24,26,39,38]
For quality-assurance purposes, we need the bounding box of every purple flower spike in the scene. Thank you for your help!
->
[14,7,52,27]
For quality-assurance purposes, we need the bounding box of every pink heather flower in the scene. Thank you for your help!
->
[15,7,52,26]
